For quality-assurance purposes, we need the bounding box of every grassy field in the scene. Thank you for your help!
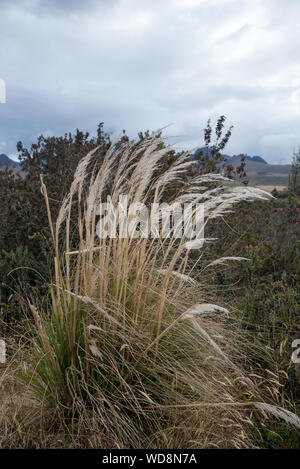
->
[257,185,287,193]
[1,137,299,449]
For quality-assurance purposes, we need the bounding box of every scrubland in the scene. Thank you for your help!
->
[1,134,299,449]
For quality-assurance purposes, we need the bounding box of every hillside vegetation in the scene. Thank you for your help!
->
[0,120,299,449]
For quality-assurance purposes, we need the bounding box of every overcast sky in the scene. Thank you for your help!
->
[1,0,300,163]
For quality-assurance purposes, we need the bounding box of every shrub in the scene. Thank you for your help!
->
[17,135,300,449]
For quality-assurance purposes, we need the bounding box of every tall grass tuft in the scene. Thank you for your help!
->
[23,134,300,448]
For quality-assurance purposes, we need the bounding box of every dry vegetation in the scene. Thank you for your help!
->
[257,185,287,193]
[1,135,300,448]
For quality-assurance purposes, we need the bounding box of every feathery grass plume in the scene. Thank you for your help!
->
[22,133,300,448]
[207,256,249,267]
[254,403,300,429]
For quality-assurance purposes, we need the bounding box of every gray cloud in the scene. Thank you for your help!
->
[1,0,103,14]
[1,0,300,163]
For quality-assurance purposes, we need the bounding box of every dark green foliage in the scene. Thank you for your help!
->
[0,124,111,323]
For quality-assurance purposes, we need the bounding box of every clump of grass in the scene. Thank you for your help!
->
[18,134,300,448]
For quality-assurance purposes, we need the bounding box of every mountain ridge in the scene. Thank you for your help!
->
[193,147,268,164]
[0,151,291,187]
[0,153,19,167]
[192,148,290,186]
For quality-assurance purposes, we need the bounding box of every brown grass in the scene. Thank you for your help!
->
[257,185,287,192]
[1,135,299,448]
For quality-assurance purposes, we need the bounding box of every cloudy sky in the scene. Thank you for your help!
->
[1,0,300,163]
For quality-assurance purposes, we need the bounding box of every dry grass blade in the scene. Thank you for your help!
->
[8,133,298,449]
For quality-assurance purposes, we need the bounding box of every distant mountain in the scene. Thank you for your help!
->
[192,148,290,187]
[193,148,268,165]
[227,154,268,164]
[248,155,268,164]
[0,153,19,168]
[0,148,290,188]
